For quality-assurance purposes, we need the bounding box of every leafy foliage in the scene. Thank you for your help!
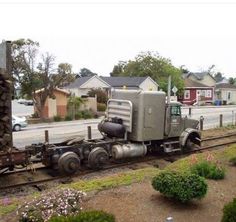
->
[53,115,62,122]
[67,96,84,119]
[11,39,75,119]
[97,103,106,112]
[229,157,236,166]
[191,161,225,180]
[110,51,184,93]
[152,171,207,202]
[49,210,115,222]
[88,89,108,104]
[65,115,73,121]
[222,198,236,222]
[81,110,94,119]
[79,68,97,77]
[18,189,86,222]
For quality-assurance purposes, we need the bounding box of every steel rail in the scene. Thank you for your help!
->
[1,133,236,190]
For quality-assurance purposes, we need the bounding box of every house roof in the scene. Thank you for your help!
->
[65,76,92,89]
[215,83,236,89]
[184,72,215,81]
[184,78,212,88]
[66,76,158,89]
[100,76,149,87]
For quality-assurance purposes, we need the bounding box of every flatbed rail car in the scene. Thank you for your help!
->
[24,89,201,175]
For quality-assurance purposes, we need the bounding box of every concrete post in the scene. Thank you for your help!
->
[45,130,49,143]
[200,116,204,131]
[220,114,223,127]
[87,126,92,140]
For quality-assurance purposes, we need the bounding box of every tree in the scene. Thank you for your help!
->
[11,39,76,119]
[88,88,108,104]
[229,77,236,85]
[110,51,184,93]
[110,62,125,76]
[56,63,75,87]
[11,39,42,98]
[79,68,97,77]
[67,95,84,119]
[214,72,224,83]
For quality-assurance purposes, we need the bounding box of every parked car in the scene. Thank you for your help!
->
[17,99,26,104]
[24,100,34,106]
[12,115,28,131]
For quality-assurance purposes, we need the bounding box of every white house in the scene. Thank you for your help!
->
[215,83,236,105]
[65,76,159,97]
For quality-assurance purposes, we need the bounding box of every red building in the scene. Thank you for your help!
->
[179,78,214,105]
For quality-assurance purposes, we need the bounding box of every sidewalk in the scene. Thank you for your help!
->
[27,118,102,130]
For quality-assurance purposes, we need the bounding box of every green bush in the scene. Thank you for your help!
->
[152,171,207,202]
[75,112,83,120]
[81,110,94,119]
[53,115,62,122]
[222,198,236,222]
[191,161,225,180]
[97,103,106,112]
[229,157,236,166]
[49,210,115,222]
[31,112,39,118]
[65,115,73,121]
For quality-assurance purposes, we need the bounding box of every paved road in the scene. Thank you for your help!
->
[12,100,34,117]
[13,119,102,148]
[12,105,236,148]
[182,105,236,129]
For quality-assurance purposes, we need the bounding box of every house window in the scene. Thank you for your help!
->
[201,90,206,97]
[228,92,231,100]
[206,90,212,98]
[184,90,190,99]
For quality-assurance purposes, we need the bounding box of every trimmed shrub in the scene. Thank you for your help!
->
[81,110,94,119]
[49,210,115,222]
[53,115,62,122]
[18,189,86,222]
[191,161,225,180]
[97,103,106,112]
[229,157,236,166]
[222,198,236,222]
[65,115,73,121]
[75,112,83,120]
[152,171,207,202]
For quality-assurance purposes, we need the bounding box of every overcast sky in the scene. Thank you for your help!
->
[1,0,236,77]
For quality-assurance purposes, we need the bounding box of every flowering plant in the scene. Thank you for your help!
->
[18,189,86,222]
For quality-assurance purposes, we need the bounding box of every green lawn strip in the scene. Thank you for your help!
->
[0,192,40,217]
[0,202,18,217]
[166,144,236,173]
[60,167,159,192]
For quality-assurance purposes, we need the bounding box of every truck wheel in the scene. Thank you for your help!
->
[183,137,195,153]
[88,147,109,169]
[58,152,80,175]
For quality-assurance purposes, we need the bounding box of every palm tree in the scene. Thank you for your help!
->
[67,96,84,119]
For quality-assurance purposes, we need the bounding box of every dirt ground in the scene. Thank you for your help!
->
[84,166,236,222]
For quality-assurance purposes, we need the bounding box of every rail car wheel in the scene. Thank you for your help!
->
[88,147,109,169]
[58,152,80,175]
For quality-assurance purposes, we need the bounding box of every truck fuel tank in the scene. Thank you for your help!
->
[112,143,147,159]
[98,121,125,138]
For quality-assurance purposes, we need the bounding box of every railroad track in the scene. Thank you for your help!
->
[1,132,236,191]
